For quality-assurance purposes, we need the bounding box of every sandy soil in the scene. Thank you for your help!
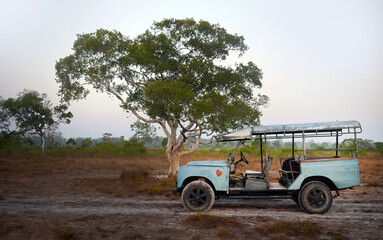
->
[1,156,383,239]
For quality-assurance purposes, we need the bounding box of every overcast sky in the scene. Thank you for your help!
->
[0,0,382,141]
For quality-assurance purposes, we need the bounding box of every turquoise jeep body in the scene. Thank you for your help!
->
[176,158,360,192]
[174,121,362,214]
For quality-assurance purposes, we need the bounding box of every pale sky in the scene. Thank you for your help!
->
[0,0,382,141]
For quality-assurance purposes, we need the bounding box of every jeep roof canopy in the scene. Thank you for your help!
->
[221,120,362,170]
[220,120,362,141]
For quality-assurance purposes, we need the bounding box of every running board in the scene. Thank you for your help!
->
[228,195,292,199]
[229,188,291,197]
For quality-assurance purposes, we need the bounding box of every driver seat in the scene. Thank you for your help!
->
[245,156,273,180]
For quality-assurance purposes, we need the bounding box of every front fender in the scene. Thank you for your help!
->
[177,162,229,192]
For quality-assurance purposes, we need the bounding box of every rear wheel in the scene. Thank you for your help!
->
[298,181,332,214]
[181,181,215,212]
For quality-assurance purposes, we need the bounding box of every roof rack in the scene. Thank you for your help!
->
[221,120,361,142]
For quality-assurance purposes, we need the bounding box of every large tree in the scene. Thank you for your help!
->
[55,18,268,175]
[1,90,72,152]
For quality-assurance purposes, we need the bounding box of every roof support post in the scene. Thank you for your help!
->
[302,131,306,160]
[265,134,268,162]
[336,131,339,158]
[260,136,263,171]
[292,133,295,158]
[354,128,358,158]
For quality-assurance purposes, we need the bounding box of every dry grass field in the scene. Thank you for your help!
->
[0,153,382,239]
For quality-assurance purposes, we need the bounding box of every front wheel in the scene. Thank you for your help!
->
[181,181,215,212]
[298,181,333,214]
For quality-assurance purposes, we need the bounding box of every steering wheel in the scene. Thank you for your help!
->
[240,151,249,165]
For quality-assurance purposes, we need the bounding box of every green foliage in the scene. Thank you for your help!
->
[101,133,113,143]
[55,18,268,148]
[0,133,23,154]
[130,120,157,147]
[0,97,10,131]
[45,138,146,157]
[0,90,72,152]
[66,138,76,146]
[73,138,147,157]
[340,138,376,156]
[144,80,195,119]
[0,132,40,155]
[161,137,168,148]
[374,142,383,156]
[80,138,93,148]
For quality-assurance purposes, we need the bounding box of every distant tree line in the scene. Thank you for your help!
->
[1,91,382,157]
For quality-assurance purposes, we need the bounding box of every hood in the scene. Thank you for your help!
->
[186,160,228,167]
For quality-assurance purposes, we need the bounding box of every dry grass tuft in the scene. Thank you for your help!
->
[327,230,347,240]
[120,170,150,187]
[255,221,321,239]
[138,177,176,196]
[218,226,234,238]
[55,226,78,240]
[186,213,238,229]
[191,234,201,240]
[121,232,143,240]
[367,181,382,187]
[120,170,176,197]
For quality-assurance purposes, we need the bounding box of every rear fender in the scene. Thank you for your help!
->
[288,159,360,190]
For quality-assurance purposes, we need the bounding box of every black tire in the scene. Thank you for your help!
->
[298,181,333,214]
[181,181,215,212]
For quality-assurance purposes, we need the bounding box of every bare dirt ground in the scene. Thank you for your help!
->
[1,155,383,239]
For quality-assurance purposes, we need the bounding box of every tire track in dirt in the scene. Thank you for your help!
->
[1,196,382,222]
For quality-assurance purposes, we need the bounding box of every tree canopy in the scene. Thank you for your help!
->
[55,18,268,175]
[1,90,72,152]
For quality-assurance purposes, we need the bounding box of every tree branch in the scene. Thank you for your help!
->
[190,137,214,145]
[104,84,159,124]
[179,123,204,157]
[159,121,171,138]
[175,121,197,150]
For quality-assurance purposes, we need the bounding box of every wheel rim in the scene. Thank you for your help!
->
[187,188,207,207]
[307,188,327,208]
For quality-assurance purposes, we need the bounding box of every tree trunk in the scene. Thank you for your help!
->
[162,120,205,177]
[41,136,46,154]
[167,150,180,177]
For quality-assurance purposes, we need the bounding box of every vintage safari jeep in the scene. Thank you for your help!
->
[173,121,361,214]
